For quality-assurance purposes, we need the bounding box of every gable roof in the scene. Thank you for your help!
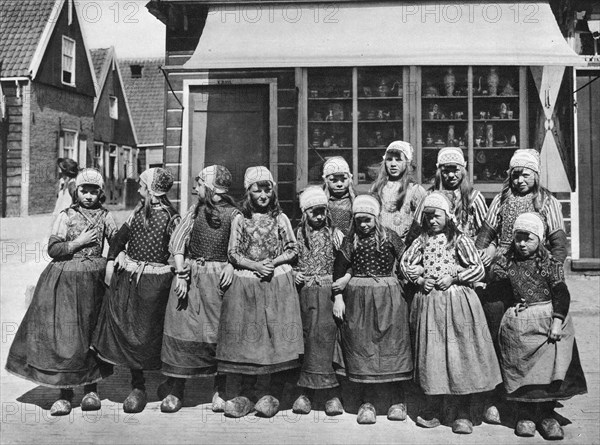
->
[0,0,96,81]
[118,58,165,146]
[91,47,138,145]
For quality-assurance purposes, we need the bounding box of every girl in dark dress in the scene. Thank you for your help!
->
[93,167,179,414]
[489,212,587,440]
[6,169,116,416]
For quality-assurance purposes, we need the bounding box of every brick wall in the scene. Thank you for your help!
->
[27,83,94,215]
[2,81,24,216]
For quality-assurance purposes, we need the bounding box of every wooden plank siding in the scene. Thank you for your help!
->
[1,82,24,216]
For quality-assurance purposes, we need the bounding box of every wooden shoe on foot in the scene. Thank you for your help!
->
[212,392,225,413]
[357,403,376,425]
[50,399,72,416]
[160,394,183,413]
[483,405,501,424]
[123,389,147,414]
[452,418,473,434]
[387,403,407,421]
[224,396,254,418]
[255,395,280,418]
[292,395,311,414]
[325,397,344,416]
[515,419,536,437]
[81,392,101,411]
[538,418,564,440]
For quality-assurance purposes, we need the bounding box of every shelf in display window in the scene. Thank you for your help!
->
[358,146,391,150]
[308,120,352,123]
[474,146,519,149]
[423,146,467,150]
[308,97,352,101]
[473,119,519,122]
[359,120,402,123]
[312,146,352,150]
[473,95,519,99]
[358,96,403,100]
[422,95,468,99]
[422,119,467,122]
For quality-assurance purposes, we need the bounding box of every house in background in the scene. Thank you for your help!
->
[91,47,138,208]
[0,0,96,217]
[119,58,165,172]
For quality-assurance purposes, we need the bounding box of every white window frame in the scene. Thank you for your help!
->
[109,144,118,180]
[109,95,118,120]
[93,142,104,171]
[62,36,76,86]
[122,146,134,179]
[60,130,78,162]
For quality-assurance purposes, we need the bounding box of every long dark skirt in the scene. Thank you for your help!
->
[162,261,225,378]
[297,278,339,389]
[499,302,587,402]
[93,261,173,370]
[339,276,413,383]
[6,257,112,388]
[411,284,502,395]
[216,265,303,375]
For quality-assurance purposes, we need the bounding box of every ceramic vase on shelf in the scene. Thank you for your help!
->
[487,67,499,96]
[447,125,455,146]
[444,68,456,97]
[486,124,494,147]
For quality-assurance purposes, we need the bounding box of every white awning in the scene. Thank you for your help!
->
[184,1,583,69]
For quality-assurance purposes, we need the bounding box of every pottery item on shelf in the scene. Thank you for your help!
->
[383,111,391,120]
[363,86,372,97]
[325,110,334,121]
[499,103,508,118]
[392,81,403,97]
[322,137,332,148]
[377,109,385,120]
[486,124,494,147]
[502,81,516,96]
[510,135,517,146]
[311,127,323,147]
[310,89,319,98]
[424,83,439,96]
[487,67,500,96]
[447,125,455,146]
[428,111,435,120]
[507,110,514,119]
[367,110,377,120]
[476,151,487,164]
[479,111,486,119]
[458,137,465,147]
[475,137,482,147]
[343,89,351,98]
[378,78,391,97]
[332,103,344,121]
[444,68,456,97]
[425,133,434,145]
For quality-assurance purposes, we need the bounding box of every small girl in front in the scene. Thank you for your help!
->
[292,186,345,416]
[322,156,355,237]
[159,165,239,413]
[370,141,426,241]
[6,169,116,416]
[333,194,412,425]
[489,212,587,440]
[93,167,179,414]
[400,192,501,434]
[216,166,303,418]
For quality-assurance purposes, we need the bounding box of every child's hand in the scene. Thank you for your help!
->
[419,277,436,293]
[332,274,351,293]
[548,318,563,342]
[114,251,127,273]
[405,265,424,281]
[220,263,234,288]
[74,228,97,248]
[435,275,455,291]
[333,295,345,320]
[174,276,188,299]
[254,260,274,278]
[294,271,305,286]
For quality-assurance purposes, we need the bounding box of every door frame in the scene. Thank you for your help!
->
[181,78,278,211]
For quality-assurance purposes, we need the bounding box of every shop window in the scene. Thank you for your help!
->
[62,36,76,86]
[109,96,118,120]
[306,67,406,188]
[60,130,78,162]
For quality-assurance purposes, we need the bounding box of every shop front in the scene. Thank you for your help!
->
[155,1,581,224]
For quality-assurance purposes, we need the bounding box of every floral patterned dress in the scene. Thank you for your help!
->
[216,212,303,375]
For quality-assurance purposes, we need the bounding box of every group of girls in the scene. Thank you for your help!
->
[6,142,586,441]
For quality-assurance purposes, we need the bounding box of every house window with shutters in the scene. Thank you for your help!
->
[62,36,76,86]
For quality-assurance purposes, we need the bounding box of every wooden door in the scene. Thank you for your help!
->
[189,85,270,203]
[576,71,600,260]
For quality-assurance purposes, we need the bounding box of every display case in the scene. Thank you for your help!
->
[305,67,407,188]
[419,66,528,193]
